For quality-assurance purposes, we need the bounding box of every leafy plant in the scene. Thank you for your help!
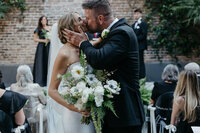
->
[0,0,26,22]
[145,0,200,60]
[139,78,151,106]
[173,0,200,26]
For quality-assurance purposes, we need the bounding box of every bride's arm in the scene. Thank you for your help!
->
[48,52,80,113]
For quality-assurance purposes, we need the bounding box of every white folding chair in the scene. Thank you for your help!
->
[148,104,177,133]
[37,104,43,133]
[148,104,157,133]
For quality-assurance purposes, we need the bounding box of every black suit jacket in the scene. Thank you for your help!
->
[80,18,145,127]
[132,19,147,51]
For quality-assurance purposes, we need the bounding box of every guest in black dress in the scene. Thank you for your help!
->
[33,16,51,87]
[0,70,5,89]
[170,70,200,133]
[150,64,179,105]
[0,88,31,133]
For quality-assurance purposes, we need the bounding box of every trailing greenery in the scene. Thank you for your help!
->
[0,0,26,21]
[139,78,151,106]
[145,0,200,60]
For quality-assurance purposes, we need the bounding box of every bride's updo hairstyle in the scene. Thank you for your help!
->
[58,12,77,44]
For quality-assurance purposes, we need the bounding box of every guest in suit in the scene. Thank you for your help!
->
[184,62,200,87]
[132,9,148,79]
[62,0,145,133]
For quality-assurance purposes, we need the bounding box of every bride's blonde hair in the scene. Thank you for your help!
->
[174,70,200,122]
[58,12,78,44]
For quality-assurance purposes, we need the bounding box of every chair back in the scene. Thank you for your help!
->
[155,92,174,124]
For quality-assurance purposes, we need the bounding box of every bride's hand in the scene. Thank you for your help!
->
[90,37,102,47]
[79,109,90,117]
[68,105,90,117]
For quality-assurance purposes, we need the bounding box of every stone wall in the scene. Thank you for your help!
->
[0,0,172,65]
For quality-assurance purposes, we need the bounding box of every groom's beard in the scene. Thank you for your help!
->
[86,21,101,33]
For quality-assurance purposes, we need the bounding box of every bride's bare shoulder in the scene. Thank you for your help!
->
[57,45,70,59]
[53,46,71,67]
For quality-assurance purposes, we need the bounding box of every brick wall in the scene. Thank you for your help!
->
[0,0,178,65]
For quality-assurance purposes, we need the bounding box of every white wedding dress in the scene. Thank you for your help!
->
[46,23,95,133]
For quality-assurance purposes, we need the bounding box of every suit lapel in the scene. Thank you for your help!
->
[97,18,128,48]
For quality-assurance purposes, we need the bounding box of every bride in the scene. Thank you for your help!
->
[47,12,95,133]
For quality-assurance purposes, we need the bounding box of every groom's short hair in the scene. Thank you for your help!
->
[82,0,112,18]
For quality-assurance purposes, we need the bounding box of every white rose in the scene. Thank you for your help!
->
[95,96,104,107]
[76,81,86,93]
[81,87,93,103]
[94,86,104,97]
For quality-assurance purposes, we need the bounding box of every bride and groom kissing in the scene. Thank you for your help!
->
[47,0,145,133]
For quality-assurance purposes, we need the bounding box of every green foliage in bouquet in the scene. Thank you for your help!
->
[139,78,151,106]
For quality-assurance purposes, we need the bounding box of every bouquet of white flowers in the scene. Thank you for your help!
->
[58,51,121,133]
[42,29,51,46]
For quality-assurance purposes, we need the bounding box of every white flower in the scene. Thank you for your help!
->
[86,74,99,86]
[74,99,85,110]
[136,26,140,29]
[46,32,51,40]
[101,29,109,39]
[95,96,104,107]
[81,87,93,103]
[70,87,79,96]
[76,81,86,93]
[87,65,93,74]
[138,20,142,24]
[71,65,84,80]
[60,87,70,95]
[94,86,104,97]
[104,80,121,94]
[57,73,62,79]
[94,86,104,107]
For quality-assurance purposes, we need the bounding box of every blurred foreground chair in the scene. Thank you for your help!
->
[148,92,176,133]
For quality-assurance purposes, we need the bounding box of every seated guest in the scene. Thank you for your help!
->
[184,62,200,86]
[170,70,200,133]
[150,64,179,105]
[10,65,46,124]
[0,88,32,133]
[0,70,5,89]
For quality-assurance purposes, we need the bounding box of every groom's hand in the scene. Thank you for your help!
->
[62,26,88,47]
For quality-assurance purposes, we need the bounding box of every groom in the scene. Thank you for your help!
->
[63,0,145,133]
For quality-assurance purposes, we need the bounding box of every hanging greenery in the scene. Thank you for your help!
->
[0,0,26,22]
[145,0,200,61]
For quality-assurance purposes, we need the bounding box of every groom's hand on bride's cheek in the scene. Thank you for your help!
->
[62,28,88,47]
